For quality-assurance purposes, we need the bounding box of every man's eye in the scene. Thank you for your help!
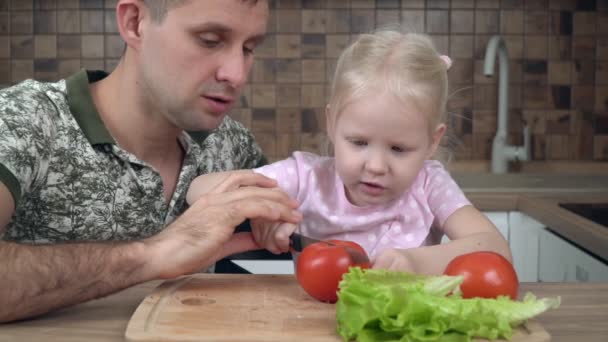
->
[243,46,255,55]
[351,140,367,146]
[392,146,405,153]
[200,38,220,48]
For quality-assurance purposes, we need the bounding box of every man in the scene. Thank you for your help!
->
[0,0,300,322]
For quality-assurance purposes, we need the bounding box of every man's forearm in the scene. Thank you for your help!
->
[0,240,151,323]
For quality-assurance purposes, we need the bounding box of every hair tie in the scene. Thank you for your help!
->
[440,55,452,70]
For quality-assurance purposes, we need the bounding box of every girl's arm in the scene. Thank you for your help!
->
[373,205,511,275]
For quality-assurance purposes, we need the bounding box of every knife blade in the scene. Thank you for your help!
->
[289,232,371,265]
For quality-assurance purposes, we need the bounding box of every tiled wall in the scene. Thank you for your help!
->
[1,0,607,162]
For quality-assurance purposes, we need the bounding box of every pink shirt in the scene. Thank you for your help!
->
[254,152,471,258]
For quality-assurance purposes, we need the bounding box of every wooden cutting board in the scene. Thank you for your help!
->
[125,274,550,342]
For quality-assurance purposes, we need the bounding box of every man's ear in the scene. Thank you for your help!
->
[325,104,335,144]
[427,123,447,158]
[116,0,147,52]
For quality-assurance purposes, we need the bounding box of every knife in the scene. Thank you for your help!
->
[289,232,371,264]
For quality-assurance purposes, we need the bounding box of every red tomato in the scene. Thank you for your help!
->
[295,240,371,303]
[444,251,519,300]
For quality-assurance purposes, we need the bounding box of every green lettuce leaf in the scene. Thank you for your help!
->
[336,267,560,342]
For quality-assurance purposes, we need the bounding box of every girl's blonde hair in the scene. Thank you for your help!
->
[327,29,452,162]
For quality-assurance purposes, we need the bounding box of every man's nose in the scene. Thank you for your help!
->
[216,49,248,89]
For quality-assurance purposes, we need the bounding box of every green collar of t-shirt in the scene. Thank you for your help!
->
[66,69,211,145]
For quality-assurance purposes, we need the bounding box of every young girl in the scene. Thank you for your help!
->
[188,30,511,275]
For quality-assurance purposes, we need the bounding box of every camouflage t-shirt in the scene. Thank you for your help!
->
[0,70,265,243]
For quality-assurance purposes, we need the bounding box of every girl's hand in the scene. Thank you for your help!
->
[372,248,418,273]
[251,219,298,254]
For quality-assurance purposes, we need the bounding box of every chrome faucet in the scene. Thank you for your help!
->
[483,35,530,173]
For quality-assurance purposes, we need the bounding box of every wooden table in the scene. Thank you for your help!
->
[1,278,607,342]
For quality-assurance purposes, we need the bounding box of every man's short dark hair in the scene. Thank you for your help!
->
[144,0,261,23]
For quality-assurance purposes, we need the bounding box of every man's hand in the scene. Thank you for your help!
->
[145,171,302,279]
[251,219,298,255]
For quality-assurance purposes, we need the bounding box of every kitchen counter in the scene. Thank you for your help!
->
[0,277,606,342]
[451,173,608,262]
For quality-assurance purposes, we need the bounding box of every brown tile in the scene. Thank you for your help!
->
[524,36,548,59]
[376,10,399,28]
[351,9,374,33]
[599,12,608,34]
[104,34,123,58]
[597,37,608,60]
[57,59,80,78]
[474,34,493,59]
[57,0,79,8]
[0,59,9,83]
[549,85,571,109]
[593,135,608,161]
[525,0,548,9]
[252,59,276,83]
[573,59,595,85]
[276,133,301,159]
[523,60,547,86]
[570,110,594,160]
[301,33,325,58]
[401,10,424,33]
[235,85,251,108]
[449,59,474,84]
[34,0,56,9]
[544,110,571,134]
[474,59,494,84]
[301,9,326,33]
[522,110,547,134]
[472,110,497,133]
[81,34,103,58]
[596,86,608,112]
[34,10,56,33]
[11,11,33,34]
[453,134,472,160]
[426,10,449,34]
[523,85,549,108]
[597,61,608,85]
[431,35,449,55]
[449,35,474,58]
[548,36,571,60]
[503,35,524,58]
[252,84,276,108]
[301,59,325,83]
[326,9,350,33]
[276,107,301,132]
[276,84,301,107]
[475,10,499,34]
[300,132,326,154]
[275,59,300,83]
[326,34,350,58]
[79,0,103,9]
[548,61,571,84]
[255,35,276,58]
[549,0,576,10]
[326,0,348,8]
[509,84,523,109]
[447,84,473,113]
[525,11,549,34]
[530,134,546,160]
[81,10,104,33]
[427,0,449,8]
[376,0,399,8]
[11,35,33,58]
[254,132,277,158]
[34,58,58,81]
[104,0,116,9]
[546,135,571,159]
[572,85,594,111]
[301,108,325,133]
[501,0,524,8]
[594,114,608,134]
[81,58,104,70]
[326,58,337,82]
[301,84,325,107]
[400,0,424,8]
[276,35,300,58]
[57,34,80,57]
[550,11,573,35]
[477,0,500,8]
[12,0,33,10]
[500,10,523,34]
[252,108,276,132]
[276,0,302,8]
[34,34,56,58]
[57,10,79,33]
[451,10,474,34]
[11,59,33,82]
[0,36,9,58]
[104,58,118,71]
[573,12,596,35]
[572,36,596,59]
[471,133,493,159]
[104,9,117,33]
[351,0,375,8]
[266,7,277,34]
[0,1,7,10]
[0,12,8,34]
[473,84,497,110]
[228,108,252,129]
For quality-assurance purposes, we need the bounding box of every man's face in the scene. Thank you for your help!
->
[138,0,268,131]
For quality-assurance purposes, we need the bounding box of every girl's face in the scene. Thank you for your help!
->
[328,91,445,207]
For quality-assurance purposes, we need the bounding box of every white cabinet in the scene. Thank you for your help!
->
[508,212,545,282]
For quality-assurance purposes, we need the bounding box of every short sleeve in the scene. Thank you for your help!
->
[423,161,471,227]
[0,87,55,205]
[254,157,300,200]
